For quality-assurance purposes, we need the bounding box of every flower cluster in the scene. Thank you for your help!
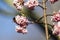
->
[13,0,39,10]
[24,0,39,10]
[15,25,28,34]
[52,22,60,36]
[49,0,58,4]
[13,0,24,10]
[51,10,60,22]
[13,15,29,34]
[51,10,60,36]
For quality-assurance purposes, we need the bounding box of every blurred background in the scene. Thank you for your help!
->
[0,0,60,40]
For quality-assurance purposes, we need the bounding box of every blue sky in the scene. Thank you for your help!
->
[0,0,46,40]
[0,14,45,40]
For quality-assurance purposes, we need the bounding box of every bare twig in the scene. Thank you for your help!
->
[45,0,48,2]
[36,14,53,22]
[43,0,49,40]
[38,2,44,9]
[39,22,53,28]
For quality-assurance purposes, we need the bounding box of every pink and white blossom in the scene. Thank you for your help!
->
[13,0,24,5]
[15,25,28,34]
[13,15,30,34]
[51,10,60,36]
[15,15,29,26]
[51,10,60,22]
[24,0,39,10]
[15,25,23,33]
[52,22,60,36]
[13,0,39,10]
[49,0,58,4]
[13,0,24,10]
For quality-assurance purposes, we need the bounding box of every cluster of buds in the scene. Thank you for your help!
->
[13,0,39,10]
[51,10,60,36]
[52,22,60,36]
[13,15,29,34]
[13,0,59,10]
[51,10,60,22]
[24,0,39,10]
[49,0,58,4]
[15,25,28,34]
[13,0,24,10]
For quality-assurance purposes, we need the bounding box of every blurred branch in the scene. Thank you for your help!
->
[45,0,48,3]
[36,14,53,22]
[39,22,53,29]
[38,2,44,9]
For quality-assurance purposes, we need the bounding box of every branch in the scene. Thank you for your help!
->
[38,2,44,9]
[38,22,53,29]
[38,0,48,9]
[45,0,48,3]
[36,14,53,22]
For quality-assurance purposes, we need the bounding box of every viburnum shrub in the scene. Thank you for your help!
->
[12,0,60,40]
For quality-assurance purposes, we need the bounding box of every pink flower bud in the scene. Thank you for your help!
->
[52,22,60,35]
[15,15,29,25]
[15,25,28,34]
[13,0,24,10]
[51,10,60,22]
[24,0,39,10]
[15,25,23,33]
[13,0,24,4]
[16,5,23,10]
[49,0,58,4]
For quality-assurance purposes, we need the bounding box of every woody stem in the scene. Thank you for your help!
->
[42,0,49,40]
